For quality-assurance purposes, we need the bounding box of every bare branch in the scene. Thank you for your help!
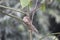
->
[31,0,38,23]
[0,13,23,22]
[0,5,26,14]
[52,32,60,35]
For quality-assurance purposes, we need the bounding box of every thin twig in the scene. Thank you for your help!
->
[52,32,60,35]
[28,30,33,40]
[0,13,23,22]
[0,12,28,27]
[0,5,26,14]
[31,0,38,23]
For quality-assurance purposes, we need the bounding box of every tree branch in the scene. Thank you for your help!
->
[0,5,26,14]
[0,13,23,22]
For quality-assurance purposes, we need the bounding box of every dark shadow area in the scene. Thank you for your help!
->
[49,16,60,39]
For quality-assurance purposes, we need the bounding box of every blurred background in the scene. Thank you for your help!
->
[0,0,60,40]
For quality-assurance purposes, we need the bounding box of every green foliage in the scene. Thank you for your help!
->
[29,1,33,8]
[20,0,31,8]
[18,24,25,31]
[57,0,60,2]
[40,3,46,12]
